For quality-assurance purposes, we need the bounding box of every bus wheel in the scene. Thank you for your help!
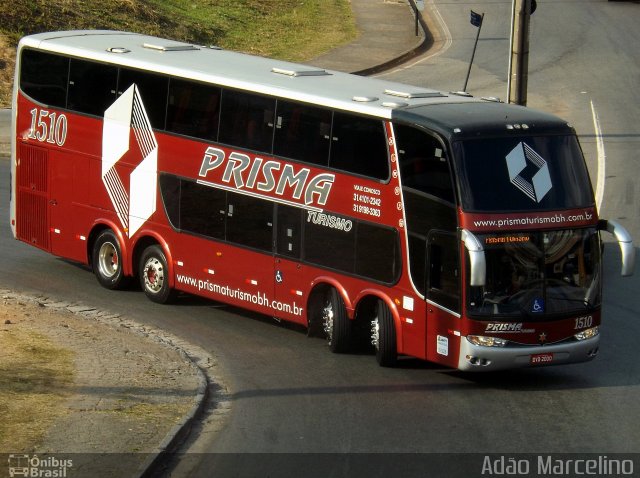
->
[371,300,397,367]
[139,245,175,304]
[92,230,129,290]
[322,288,351,353]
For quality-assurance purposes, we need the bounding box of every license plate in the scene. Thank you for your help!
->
[530,352,554,365]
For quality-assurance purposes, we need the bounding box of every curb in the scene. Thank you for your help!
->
[352,0,432,76]
[0,290,229,478]
[137,348,211,478]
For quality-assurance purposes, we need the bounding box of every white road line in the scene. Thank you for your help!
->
[590,100,606,213]
[376,0,453,77]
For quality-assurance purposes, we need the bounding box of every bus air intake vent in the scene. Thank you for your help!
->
[384,89,444,99]
[143,42,200,52]
[271,67,330,77]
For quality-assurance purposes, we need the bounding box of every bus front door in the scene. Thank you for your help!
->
[425,231,462,368]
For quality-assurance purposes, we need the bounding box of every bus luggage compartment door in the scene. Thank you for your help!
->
[16,143,50,251]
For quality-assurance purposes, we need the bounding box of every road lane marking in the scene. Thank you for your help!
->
[590,100,606,213]
[376,0,453,76]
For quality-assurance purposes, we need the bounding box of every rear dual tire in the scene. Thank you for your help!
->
[371,300,397,367]
[92,230,129,290]
[139,245,176,304]
[92,231,175,304]
[320,288,352,353]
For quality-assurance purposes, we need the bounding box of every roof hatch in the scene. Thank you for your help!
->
[271,67,330,77]
[143,42,199,52]
[384,88,445,99]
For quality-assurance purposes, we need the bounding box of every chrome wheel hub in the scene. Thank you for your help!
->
[143,257,164,293]
[98,242,118,278]
[322,302,334,343]
[371,317,380,350]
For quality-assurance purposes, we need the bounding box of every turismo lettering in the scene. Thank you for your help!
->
[306,211,353,231]
[199,147,335,206]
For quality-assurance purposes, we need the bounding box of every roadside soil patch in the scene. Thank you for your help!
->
[0,292,205,475]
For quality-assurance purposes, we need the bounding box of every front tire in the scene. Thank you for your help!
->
[139,245,175,304]
[371,300,397,367]
[92,230,129,290]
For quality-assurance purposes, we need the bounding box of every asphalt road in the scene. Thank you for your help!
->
[1,1,639,477]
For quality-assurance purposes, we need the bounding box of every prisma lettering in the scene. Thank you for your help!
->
[485,323,523,332]
[199,147,335,206]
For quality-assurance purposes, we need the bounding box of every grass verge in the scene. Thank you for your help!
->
[0,0,356,107]
[0,322,74,452]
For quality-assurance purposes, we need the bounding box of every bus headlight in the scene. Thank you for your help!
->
[466,335,508,347]
[574,326,599,341]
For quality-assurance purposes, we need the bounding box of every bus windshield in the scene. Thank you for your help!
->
[453,135,594,212]
[467,229,601,318]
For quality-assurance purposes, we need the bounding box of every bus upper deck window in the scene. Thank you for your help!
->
[395,124,454,204]
[68,59,117,116]
[20,50,69,108]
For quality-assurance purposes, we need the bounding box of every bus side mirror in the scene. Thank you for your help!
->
[599,219,635,277]
[461,229,486,287]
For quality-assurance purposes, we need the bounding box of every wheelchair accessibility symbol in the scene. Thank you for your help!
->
[275,271,283,283]
[531,298,545,313]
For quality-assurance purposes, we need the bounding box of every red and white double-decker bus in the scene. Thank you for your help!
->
[10,31,635,370]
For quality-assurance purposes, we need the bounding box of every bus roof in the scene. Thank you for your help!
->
[19,30,485,119]
[19,30,572,137]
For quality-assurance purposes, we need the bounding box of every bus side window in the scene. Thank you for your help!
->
[20,49,69,108]
[304,213,356,273]
[67,59,117,116]
[159,174,181,229]
[179,179,226,240]
[276,204,302,259]
[355,222,400,283]
[219,90,276,154]
[117,68,169,130]
[329,113,389,181]
[273,101,331,167]
[427,233,460,313]
[226,192,274,252]
[166,79,221,141]
[395,124,457,297]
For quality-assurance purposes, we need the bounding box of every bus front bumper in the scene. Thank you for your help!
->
[457,335,600,372]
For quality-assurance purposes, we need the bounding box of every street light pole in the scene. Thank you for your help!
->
[463,11,484,92]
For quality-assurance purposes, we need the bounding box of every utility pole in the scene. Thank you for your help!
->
[507,0,535,105]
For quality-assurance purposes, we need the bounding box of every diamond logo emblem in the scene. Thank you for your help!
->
[505,142,552,203]
[102,84,158,237]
